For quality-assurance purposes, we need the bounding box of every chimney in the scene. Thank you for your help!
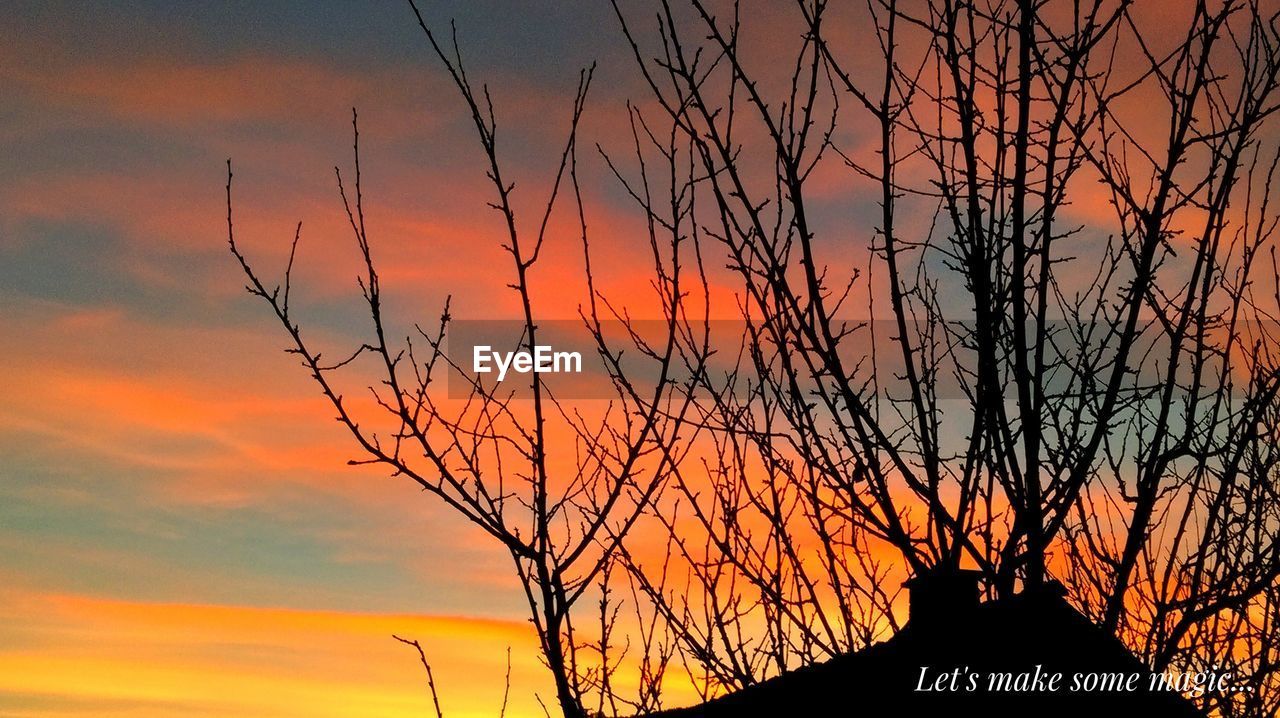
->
[903,568,982,626]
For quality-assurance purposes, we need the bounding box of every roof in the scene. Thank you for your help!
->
[647,587,1204,717]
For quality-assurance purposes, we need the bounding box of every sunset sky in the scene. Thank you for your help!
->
[0,1,675,715]
[1,0,1250,715]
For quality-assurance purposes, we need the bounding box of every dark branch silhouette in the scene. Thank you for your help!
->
[228,0,1280,715]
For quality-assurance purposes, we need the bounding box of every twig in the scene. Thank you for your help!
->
[393,634,445,718]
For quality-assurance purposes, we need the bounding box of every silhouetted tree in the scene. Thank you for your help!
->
[229,0,1280,715]
[226,9,713,713]
[604,0,1280,714]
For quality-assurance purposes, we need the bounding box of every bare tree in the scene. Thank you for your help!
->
[228,0,1280,715]
[225,7,715,713]
[604,0,1280,714]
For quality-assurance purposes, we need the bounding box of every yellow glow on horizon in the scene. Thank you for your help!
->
[0,589,554,718]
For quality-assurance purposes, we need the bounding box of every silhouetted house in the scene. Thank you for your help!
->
[650,570,1203,717]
